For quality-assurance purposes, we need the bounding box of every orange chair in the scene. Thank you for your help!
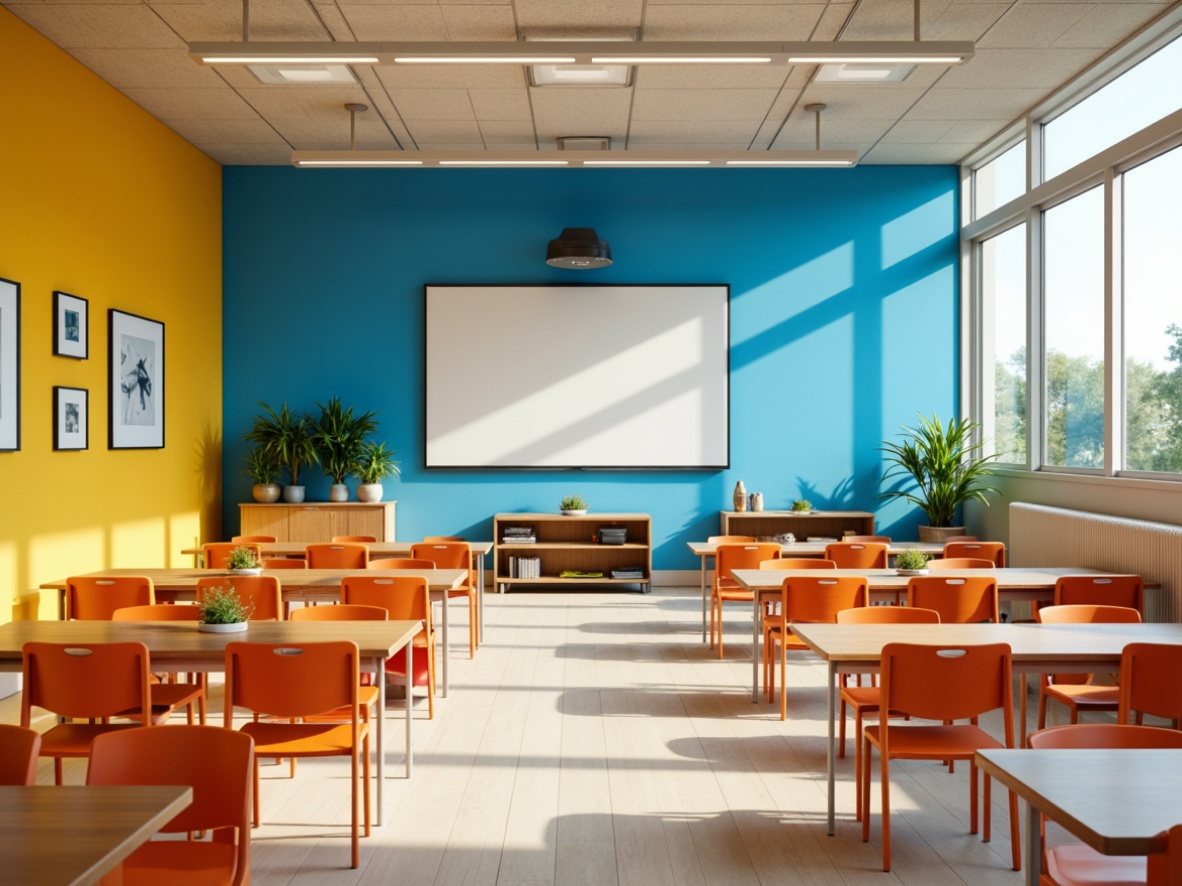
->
[765,575,867,720]
[1028,723,1182,886]
[906,575,999,623]
[197,575,282,622]
[21,641,153,784]
[1119,643,1182,727]
[843,535,891,544]
[290,603,388,622]
[926,557,996,570]
[65,576,154,620]
[232,535,276,543]
[263,557,306,570]
[332,535,377,543]
[862,642,1021,873]
[306,543,368,569]
[823,542,887,569]
[711,543,780,657]
[370,557,435,570]
[203,542,261,569]
[942,541,1005,567]
[112,604,207,725]
[341,575,437,719]
[423,535,464,542]
[943,535,979,543]
[835,605,941,822]
[1054,574,1144,613]
[1035,604,1142,729]
[87,725,253,886]
[0,724,41,785]
[225,640,370,869]
[411,541,478,658]
[757,558,837,570]
[708,535,757,544]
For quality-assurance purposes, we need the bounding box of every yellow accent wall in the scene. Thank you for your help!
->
[0,9,223,621]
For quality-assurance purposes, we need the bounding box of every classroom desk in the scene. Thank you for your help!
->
[0,784,192,886]
[0,618,420,823]
[41,568,466,698]
[688,541,946,642]
[787,621,1182,836]
[976,748,1182,886]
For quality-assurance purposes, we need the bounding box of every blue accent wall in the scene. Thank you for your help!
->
[222,166,959,570]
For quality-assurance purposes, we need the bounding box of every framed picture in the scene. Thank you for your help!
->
[0,277,20,452]
[53,290,88,359]
[109,309,164,449]
[53,386,88,450]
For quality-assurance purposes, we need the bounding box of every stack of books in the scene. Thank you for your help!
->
[508,556,542,578]
[611,567,645,580]
[502,526,536,544]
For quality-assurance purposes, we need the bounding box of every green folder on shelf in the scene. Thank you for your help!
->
[559,570,603,579]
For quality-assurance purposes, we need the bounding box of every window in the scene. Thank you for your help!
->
[974,141,1026,218]
[1043,187,1105,468]
[1123,146,1182,473]
[980,224,1027,463]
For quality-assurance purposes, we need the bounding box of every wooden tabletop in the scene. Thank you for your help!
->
[732,566,1128,593]
[40,567,467,593]
[688,541,946,557]
[180,541,494,557]
[976,748,1182,856]
[0,785,192,886]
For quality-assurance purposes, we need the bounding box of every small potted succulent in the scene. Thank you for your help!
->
[560,494,588,516]
[791,499,812,514]
[895,549,930,576]
[197,584,253,633]
[354,440,400,503]
[243,445,282,503]
[226,545,263,576]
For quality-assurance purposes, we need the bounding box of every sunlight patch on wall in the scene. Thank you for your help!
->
[0,540,15,610]
[113,518,167,568]
[170,511,201,567]
[732,242,854,344]
[881,192,954,270]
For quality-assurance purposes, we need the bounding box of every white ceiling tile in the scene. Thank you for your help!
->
[163,117,287,144]
[405,119,485,144]
[633,65,791,89]
[976,3,1087,48]
[626,121,692,141]
[642,4,825,40]
[631,88,779,120]
[617,142,755,150]
[771,115,893,146]
[686,120,762,142]
[270,117,399,150]
[121,86,260,120]
[904,86,1047,120]
[922,3,1011,42]
[198,143,293,165]
[374,64,525,89]
[67,47,222,88]
[530,87,632,138]
[797,86,928,119]
[861,142,976,165]
[878,120,956,143]
[937,118,1012,144]
[7,5,183,48]
[390,88,475,119]
[467,87,531,120]
[939,47,1099,88]
[151,0,327,41]
[234,86,376,121]
[338,5,448,40]
[1052,4,1171,50]
[513,0,643,29]
[477,120,537,144]
[440,4,516,39]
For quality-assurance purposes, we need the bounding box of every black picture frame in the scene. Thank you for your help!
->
[109,308,164,449]
[53,386,88,450]
[0,277,20,452]
[53,290,88,359]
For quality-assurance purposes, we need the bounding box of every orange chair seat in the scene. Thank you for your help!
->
[1045,683,1121,707]
[389,642,434,687]
[1047,842,1145,886]
[120,840,238,886]
[241,721,368,757]
[865,723,1002,758]
[37,722,144,758]
[716,586,753,602]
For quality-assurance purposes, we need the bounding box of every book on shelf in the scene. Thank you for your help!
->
[502,536,536,544]
[508,556,541,579]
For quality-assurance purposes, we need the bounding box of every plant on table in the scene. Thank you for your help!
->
[560,494,588,514]
[895,549,929,571]
[226,546,261,572]
[791,499,812,513]
[198,584,253,625]
[244,401,319,502]
[314,396,380,498]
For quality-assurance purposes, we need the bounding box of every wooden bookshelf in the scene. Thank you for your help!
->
[494,513,652,593]
[719,510,874,541]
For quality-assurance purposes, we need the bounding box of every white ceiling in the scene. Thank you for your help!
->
[6,0,1178,166]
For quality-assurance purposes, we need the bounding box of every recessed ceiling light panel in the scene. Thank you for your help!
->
[814,62,916,83]
[247,63,356,84]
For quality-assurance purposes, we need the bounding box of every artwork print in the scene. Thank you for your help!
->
[119,332,155,426]
[109,309,164,448]
[53,386,88,450]
[53,290,89,359]
[0,278,19,451]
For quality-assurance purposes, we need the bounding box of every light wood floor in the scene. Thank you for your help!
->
[9,587,1053,885]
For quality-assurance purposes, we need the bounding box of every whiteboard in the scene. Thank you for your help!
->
[425,285,729,469]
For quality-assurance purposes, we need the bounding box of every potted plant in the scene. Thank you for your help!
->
[560,494,588,516]
[895,549,929,576]
[354,440,400,503]
[879,412,1001,543]
[314,397,379,502]
[244,402,319,503]
[197,584,252,633]
[243,445,282,503]
[791,499,812,514]
[225,546,263,576]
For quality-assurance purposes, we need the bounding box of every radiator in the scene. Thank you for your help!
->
[1010,502,1182,623]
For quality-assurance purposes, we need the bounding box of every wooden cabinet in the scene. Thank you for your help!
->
[719,510,875,540]
[239,502,396,542]
[494,513,652,593]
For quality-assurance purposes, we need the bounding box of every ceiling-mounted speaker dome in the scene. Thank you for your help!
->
[546,227,612,269]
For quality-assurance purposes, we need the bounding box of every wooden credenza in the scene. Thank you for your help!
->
[719,510,874,540]
[239,502,396,542]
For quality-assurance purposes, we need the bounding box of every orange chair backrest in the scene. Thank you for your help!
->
[942,541,1005,567]
[112,604,204,621]
[65,576,154,620]
[225,640,358,720]
[1035,604,1141,625]
[22,641,152,723]
[370,558,435,570]
[423,535,464,542]
[708,535,757,544]
[290,603,388,622]
[332,535,377,543]
[305,543,369,569]
[263,557,306,570]
[197,575,282,621]
[1054,574,1144,615]
[1119,643,1182,724]
[203,543,261,569]
[759,558,838,570]
[779,576,868,624]
[410,542,469,571]
[715,543,781,581]
[0,724,41,785]
[340,575,432,631]
[823,543,887,569]
[843,536,891,544]
[232,535,276,543]
[881,642,1013,724]
[837,606,940,625]
[926,558,995,570]
[1029,723,1182,749]
[906,575,999,624]
[942,535,978,543]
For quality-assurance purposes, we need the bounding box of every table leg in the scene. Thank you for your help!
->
[701,555,709,643]
[827,661,837,835]
[440,590,450,698]
[405,644,413,779]
[1020,673,1028,748]
[1024,798,1039,886]
[752,591,760,703]
[376,656,385,822]
[476,554,485,645]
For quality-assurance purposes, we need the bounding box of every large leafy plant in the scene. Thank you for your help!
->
[244,401,319,486]
[314,397,379,485]
[879,413,1001,527]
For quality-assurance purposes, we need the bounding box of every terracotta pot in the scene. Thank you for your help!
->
[252,483,280,503]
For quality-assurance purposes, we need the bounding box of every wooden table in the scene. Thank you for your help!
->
[688,541,946,642]
[41,568,466,698]
[0,784,191,885]
[0,618,421,823]
[787,621,1182,836]
[977,748,1182,886]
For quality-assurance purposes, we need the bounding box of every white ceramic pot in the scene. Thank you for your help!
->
[561,509,588,516]
[197,622,248,633]
[357,483,383,503]
[228,568,263,576]
[252,483,280,503]
[896,568,929,577]
[283,485,306,503]
[329,483,349,502]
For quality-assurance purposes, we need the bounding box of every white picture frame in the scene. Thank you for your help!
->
[109,308,164,449]
[0,278,20,451]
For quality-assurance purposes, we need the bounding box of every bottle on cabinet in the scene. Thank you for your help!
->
[733,480,747,512]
